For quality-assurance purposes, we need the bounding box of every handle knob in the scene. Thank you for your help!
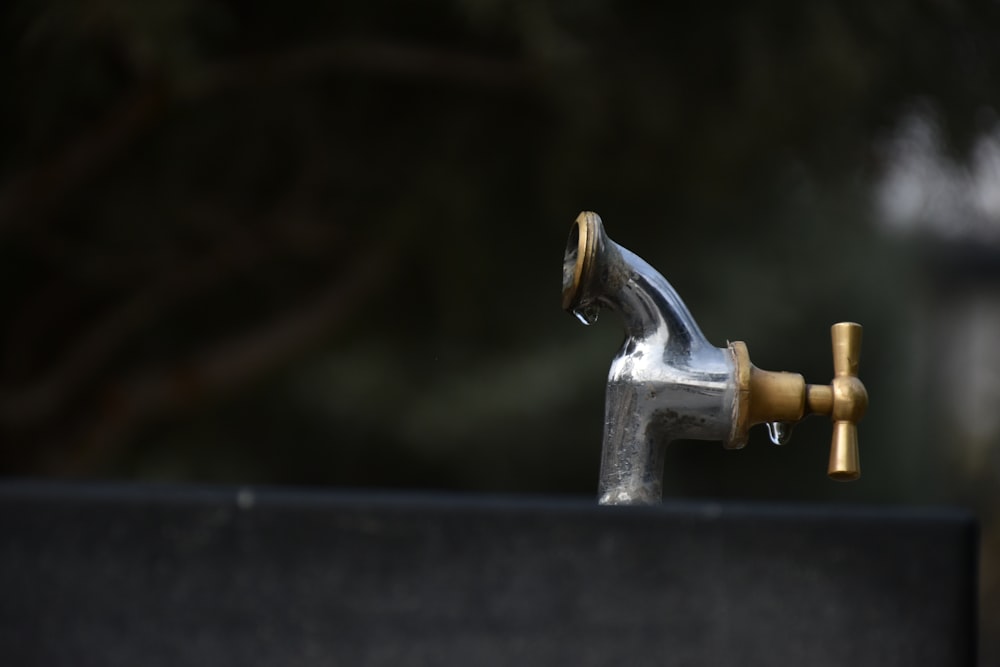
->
[827,322,866,480]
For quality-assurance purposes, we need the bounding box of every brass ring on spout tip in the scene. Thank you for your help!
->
[562,211,601,310]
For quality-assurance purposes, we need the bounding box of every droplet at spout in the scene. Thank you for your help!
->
[573,304,600,326]
[766,421,795,445]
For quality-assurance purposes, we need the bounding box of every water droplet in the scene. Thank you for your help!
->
[766,421,794,445]
[572,303,600,326]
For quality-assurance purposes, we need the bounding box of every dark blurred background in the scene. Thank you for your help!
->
[2,0,999,662]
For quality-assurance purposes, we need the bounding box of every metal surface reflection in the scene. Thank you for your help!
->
[563,212,867,504]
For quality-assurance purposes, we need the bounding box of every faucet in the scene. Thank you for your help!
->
[562,211,867,505]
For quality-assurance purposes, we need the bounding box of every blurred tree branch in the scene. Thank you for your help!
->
[32,240,396,474]
[182,39,531,98]
[0,39,529,234]
[0,82,167,234]
[1,211,343,426]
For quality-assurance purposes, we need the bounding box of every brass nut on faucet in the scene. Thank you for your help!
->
[728,341,806,448]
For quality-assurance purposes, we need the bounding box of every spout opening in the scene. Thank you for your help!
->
[562,221,581,305]
[562,211,600,311]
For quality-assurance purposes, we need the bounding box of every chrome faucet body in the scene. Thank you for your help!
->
[562,212,866,505]
[563,212,742,504]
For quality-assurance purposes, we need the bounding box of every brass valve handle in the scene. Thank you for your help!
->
[812,322,867,480]
[729,322,867,481]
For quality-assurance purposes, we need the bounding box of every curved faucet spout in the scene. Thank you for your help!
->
[564,212,712,359]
